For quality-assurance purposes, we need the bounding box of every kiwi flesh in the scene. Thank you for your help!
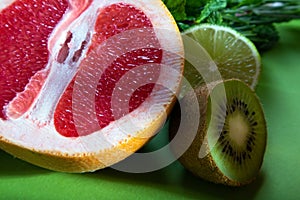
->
[169,79,267,186]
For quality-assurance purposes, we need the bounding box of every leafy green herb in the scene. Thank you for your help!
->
[163,0,300,51]
[162,0,187,20]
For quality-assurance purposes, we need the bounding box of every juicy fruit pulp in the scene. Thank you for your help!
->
[0,0,69,120]
[1,1,161,137]
[54,3,162,137]
[0,0,183,172]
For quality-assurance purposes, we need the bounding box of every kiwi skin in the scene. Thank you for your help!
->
[169,79,267,187]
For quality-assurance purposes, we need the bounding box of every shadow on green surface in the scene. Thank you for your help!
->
[0,150,49,176]
[69,119,265,199]
[81,160,265,199]
[179,168,265,199]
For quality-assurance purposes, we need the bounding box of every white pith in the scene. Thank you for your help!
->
[0,0,183,157]
[0,0,15,11]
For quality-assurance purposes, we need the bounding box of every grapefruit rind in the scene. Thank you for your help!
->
[0,0,183,172]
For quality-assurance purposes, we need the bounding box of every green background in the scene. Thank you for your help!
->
[1,20,300,199]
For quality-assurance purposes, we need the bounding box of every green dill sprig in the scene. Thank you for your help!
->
[163,0,300,51]
[222,0,300,50]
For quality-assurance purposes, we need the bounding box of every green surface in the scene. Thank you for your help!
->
[1,20,300,199]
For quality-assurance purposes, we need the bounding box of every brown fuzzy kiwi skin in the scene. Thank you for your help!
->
[169,80,263,187]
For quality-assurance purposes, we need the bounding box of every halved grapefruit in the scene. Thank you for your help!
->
[0,0,183,172]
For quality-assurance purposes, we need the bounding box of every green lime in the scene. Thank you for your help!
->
[182,24,261,89]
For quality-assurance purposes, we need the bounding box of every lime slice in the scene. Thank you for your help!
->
[182,24,261,89]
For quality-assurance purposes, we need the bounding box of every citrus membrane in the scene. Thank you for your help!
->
[0,0,183,172]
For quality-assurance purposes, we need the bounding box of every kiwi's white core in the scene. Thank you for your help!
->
[228,111,249,147]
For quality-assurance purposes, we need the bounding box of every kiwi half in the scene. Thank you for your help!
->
[169,79,267,186]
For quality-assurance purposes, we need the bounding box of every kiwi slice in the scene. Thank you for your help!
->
[169,79,267,186]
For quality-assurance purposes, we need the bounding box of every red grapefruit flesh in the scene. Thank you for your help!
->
[0,0,183,172]
[0,0,69,119]
[54,3,162,137]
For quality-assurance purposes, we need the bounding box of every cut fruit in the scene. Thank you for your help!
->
[169,79,267,186]
[182,24,261,89]
[0,0,183,172]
